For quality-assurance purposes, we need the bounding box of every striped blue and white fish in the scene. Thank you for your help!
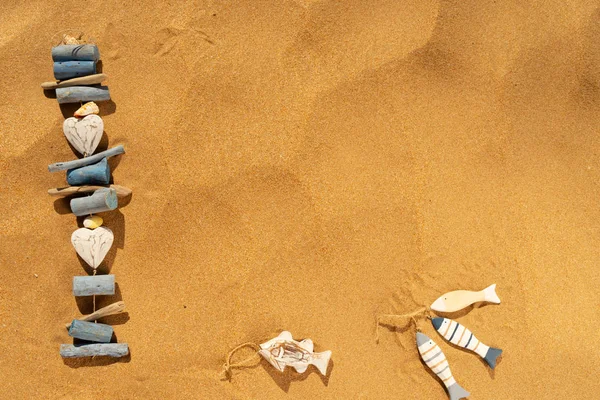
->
[416,332,470,400]
[431,317,503,369]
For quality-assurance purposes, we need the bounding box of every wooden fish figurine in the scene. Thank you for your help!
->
[431,318,503,369]
[74,101,99,118]
[259,331,332,375]
[417,332,470,400]
[431,284,500,313]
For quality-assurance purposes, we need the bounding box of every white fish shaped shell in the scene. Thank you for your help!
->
[259,331,332,375]
[430,284,501,313]
[416,332,470,400]
[431,318,502,369]
[63,114,104,156]
[71,227,114,269]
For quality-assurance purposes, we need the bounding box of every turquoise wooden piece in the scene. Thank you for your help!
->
[70,188,118,216]
[68,320,113,343]
[48,145,124,172]
[56,85,110,104]
[66,158,110,186]
[52,45,100,62]
[60,343,129,358]
[54,61,96,80]
[73,275,115,296]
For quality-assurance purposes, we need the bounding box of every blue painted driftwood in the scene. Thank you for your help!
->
[66,158,110,186]
[52,45,100,62]
[73,275,115,296]
[48,145,124,172]
[56,85,110,104]
[70,188,118,216]
[68,320,113,343]
[54,61,96,80]
[60,343,129,358]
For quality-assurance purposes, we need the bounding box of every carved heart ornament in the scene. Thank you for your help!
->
[63,114,104,155]
[71,226,114,269]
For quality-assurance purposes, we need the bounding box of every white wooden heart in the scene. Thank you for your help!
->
[71,226,114,269]
[63,114,104,155]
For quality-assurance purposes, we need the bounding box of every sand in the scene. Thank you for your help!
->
[1,0,599,398]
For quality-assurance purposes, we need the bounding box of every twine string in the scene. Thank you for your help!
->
[375,306,432,343]
[221,342,262,381]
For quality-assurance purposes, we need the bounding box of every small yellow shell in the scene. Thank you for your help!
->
[83,215,103,229]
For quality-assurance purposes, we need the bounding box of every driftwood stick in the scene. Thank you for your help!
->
[48,184,131,198]
[56,85,110,104]
[41,74,107,89]
[54,61,96,80]
[64,301,125,328]
[60,343,129,358]
[68,320,113,343]
[73,275,115,296]
[70,188,118,216]
[52,44,100,62]
[48,145,124,172]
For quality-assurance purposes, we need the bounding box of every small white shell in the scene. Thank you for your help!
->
[74,102,99,118]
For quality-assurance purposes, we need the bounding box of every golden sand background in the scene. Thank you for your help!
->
[1,0,600,398]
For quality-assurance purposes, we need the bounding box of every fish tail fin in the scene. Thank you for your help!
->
[447,382,470,400]
[311,350,332,375]
[483,283,501,304]
[483,347,503,369]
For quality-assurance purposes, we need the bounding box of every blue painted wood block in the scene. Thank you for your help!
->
[56,86,110,104]
[73,275,115,296]
[54,61,96,80]
[70,188,118,216]
[52,45,100,62]
[68,320,113,343]
[66,157,110,186]
[60,343,129,358]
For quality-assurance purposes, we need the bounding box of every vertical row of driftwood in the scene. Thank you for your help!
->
[43,37,131,359]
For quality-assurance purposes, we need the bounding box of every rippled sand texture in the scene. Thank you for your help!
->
[1,1,599,398]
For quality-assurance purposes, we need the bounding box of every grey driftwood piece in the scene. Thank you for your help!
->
[56,86,110,104]
[54,61,96,80]
[60,343,129,358]
[47,184,131,198]
[48,145,125,172]
[66,158,110,186]
[52,44,100,62]
[68,320,113,343]
[70,188,118,216]
[73,275,115,296]
[41,73,107,89]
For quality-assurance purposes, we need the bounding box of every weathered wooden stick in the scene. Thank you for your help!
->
[73,275,115,296]
[54,61,96,80]
[68,320,113,343]
[60,343,129,358]
[48,184,131,198]
[66,158,110,186]
[41,73,107,89]
[52,44,100,62]
[64,301,125,328]
[56,85,110,104]
[48,145,124,172]
[70,188,118,216]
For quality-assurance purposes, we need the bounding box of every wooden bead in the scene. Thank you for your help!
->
[60,343,129,358]
[66,157,110,186]
[68,320,113,343]
[54,61,96,80]
[83,215,103,229]
[70,188,118,216]
[52,44,100,62]
[56,85,110,104]
[72,275,115,296]
[48,145,124,172]
[41,73,107,89]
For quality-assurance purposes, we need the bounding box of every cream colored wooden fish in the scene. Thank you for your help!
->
[430,284,500,313]
[259,331,332,375]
